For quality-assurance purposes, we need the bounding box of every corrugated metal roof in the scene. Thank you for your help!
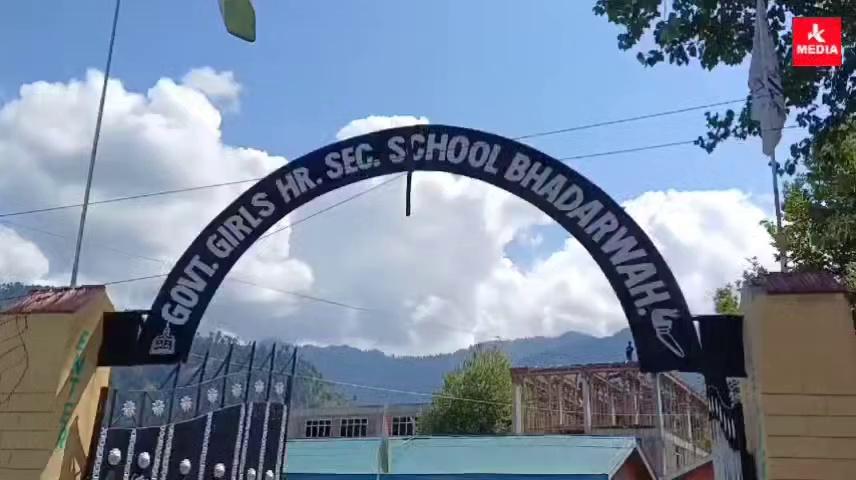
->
[286,435,637,477]
[1,285,105,314]
[287,438,381,474]
[762,272,847,295]
[390,436,635,476]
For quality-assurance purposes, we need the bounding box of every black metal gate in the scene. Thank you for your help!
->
[88,343,295,480]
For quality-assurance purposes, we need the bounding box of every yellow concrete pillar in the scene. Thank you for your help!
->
[0,286,113,480]
[741,273,856,480]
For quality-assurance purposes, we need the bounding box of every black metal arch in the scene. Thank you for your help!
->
[137,125,701,372]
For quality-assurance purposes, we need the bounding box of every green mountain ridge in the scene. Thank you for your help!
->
[297,328,644,404]
[2,283,701,405]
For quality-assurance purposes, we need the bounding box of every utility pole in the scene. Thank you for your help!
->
[70,0,121,286]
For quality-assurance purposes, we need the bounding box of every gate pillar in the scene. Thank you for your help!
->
[0,286,113,480]
[740,272,856,480]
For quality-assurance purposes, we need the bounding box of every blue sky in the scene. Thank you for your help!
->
[1,0,803,203]
[0,1,799,351]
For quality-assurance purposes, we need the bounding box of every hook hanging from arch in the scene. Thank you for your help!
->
[404,123,428,217]
[405,170,413,217]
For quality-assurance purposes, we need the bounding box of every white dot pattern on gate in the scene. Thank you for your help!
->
[257,402,271,476]
[91,428,108,480]
[123,429,137,480]
[231,404,247,480]
[151,425,166,479]
[274,407,287,479]
[238,402,254,478]
[160,424,175,480]
[198,412,214,480]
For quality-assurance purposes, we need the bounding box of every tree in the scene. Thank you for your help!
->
[592,0,854,172]
[0,282,46,310]
[767,119,856,286]
[418,348,513,435]
[714,283,741,314]
[712,257,768,314]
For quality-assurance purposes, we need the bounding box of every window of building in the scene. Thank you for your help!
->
[305,419,332,438]
[391,416,417,436]
[674,446,684,469]
[340,418,368,437]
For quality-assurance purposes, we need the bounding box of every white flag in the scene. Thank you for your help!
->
[748,0,786,157]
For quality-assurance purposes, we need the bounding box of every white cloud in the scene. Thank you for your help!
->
[181,67,242,112]
[335,115,429,141]
[0,225,50,283]
[0,76,777,355]
[622,190,776,311]
[0,68,304,312]
[473,190,776,343]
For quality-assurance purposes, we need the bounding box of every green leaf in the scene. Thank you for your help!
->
[592,0,855,171]
[773,121,856,279]
[219,0,256,42]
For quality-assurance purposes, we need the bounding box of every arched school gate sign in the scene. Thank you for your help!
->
[139,125,702,372]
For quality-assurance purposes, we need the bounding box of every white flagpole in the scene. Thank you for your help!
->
[70,0,122,287]
[770,152,787,272]
[750,0,787,273]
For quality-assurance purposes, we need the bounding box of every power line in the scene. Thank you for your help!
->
[225,278,378,313]
[1,126,802,318]
[558,139,697,161]
[119,270,474,334]
[512,97,750,141]
[103,274,167,286]
[0,178,479,333]
[1,111,802,316]
[0,215,475,340]
[0,177,262,219]
[1,124,804,319]
[557,124,800,162]
[258,174,404,241]
[0,95,771,220]
[0,179,407,313]
[0,257,379,315]
[3,176,404,270]
[0,208,475,335]
[177,351,710,419]
[0,260,380,315]
[298,373,708,418]
[2,174,402,272]
[0,135,700,220]
[0,218,168,265]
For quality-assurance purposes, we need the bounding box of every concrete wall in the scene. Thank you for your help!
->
[741,278,856,479]
[671,461,714,480]
[0,288,113,480]
[613,451,656,480]
[593,427,664,478]
[591,427,708,479]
